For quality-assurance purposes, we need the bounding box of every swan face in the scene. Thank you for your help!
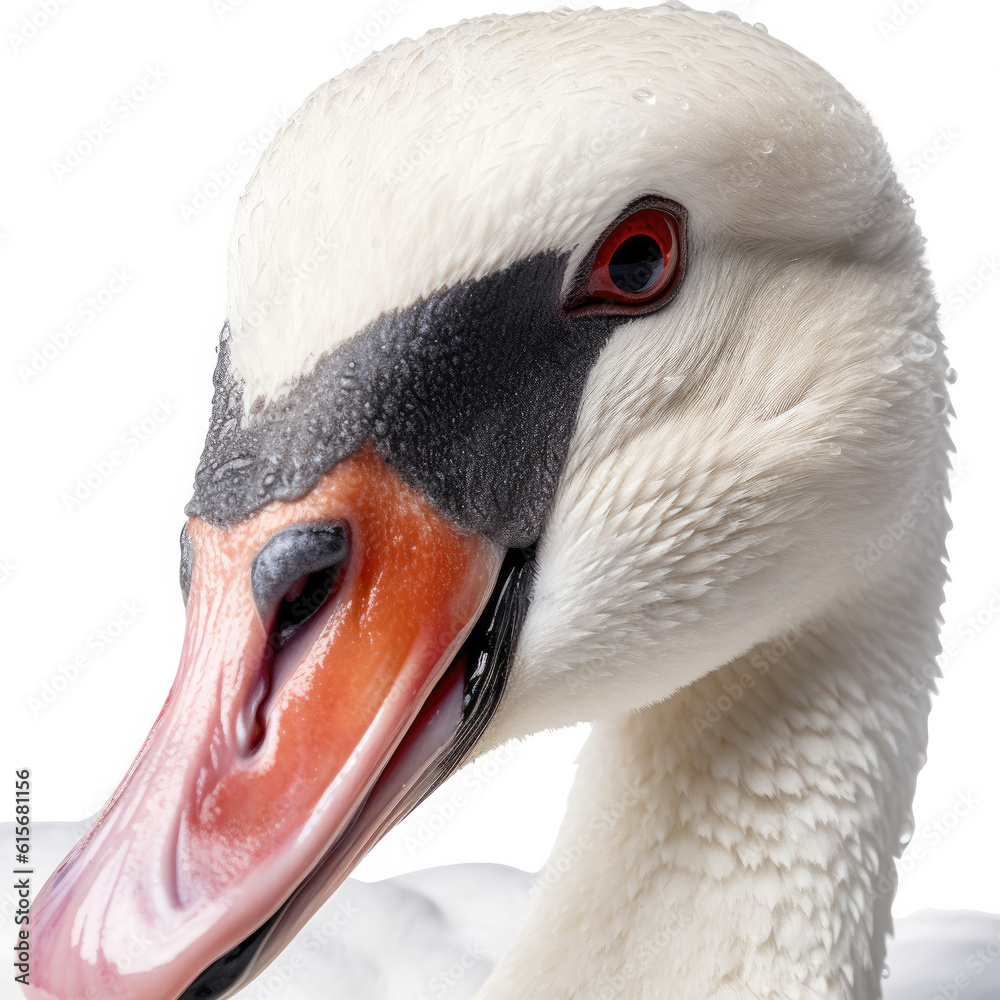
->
[217,4,944,741]
[25,7,947,1000]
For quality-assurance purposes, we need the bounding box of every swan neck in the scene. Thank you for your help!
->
[478,593,941,1000]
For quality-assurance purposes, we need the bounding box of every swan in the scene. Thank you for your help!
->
[23,5,953,999]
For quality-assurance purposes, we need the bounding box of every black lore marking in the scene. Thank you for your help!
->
[185,252,624,548]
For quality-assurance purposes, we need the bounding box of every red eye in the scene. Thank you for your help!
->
[565,202,685,314]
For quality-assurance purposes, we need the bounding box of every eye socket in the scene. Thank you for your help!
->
[565,201,685,314]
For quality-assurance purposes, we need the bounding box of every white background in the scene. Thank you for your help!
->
[1,0,998,923]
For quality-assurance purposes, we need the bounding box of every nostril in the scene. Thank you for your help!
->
[271,563,341,649]
[250,522,349,635]
[241,523,349,756]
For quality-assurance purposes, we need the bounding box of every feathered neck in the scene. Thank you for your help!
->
[476,526,946,1000]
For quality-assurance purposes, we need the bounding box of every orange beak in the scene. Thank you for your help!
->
[25,445,525,1000]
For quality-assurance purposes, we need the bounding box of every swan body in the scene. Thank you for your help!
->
[24,5,951,1000]
[11,821,1000,1000]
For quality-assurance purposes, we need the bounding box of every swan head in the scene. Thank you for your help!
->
[25,6,947,1000]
